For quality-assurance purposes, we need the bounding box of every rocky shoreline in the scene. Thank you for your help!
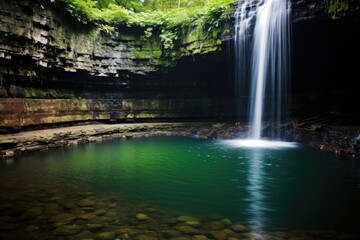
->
[1,121,360,159]
[0,122,208,159]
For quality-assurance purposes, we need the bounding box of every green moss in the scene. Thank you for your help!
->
[133,50,149,59]
[325,0,360,19]
[152,50,162,58]
[47,0,234,55]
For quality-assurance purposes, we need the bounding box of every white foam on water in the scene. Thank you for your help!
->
[222,139,298,149]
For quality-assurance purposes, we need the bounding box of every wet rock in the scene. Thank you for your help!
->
[54,224,82,236]
[160,229,181,238]
[53,221,71,227]
[138,222,166,230]
[260,234,282,240]
[177,215,201,222]
[192,235,209,240]
[242,232,264,240]
[4,150,14,158]
[175,225,201,235]
[204,221,224,230]
[121,233,130,239]
[135,234,158,240]
[272,232,289,238]
[85,223,106,231]
[136,213,150,221]
[51,196,62,201]
[44,203,60,215]
[185,220,201,227]
[160,217,178,224]
[63,202,77,209]
[74,230,96,239]
[94,209,107,216]
[25,207,43,217]
[78,199,96,207]
[223,229,241,238]
[0,139,17,150]
[222,218,232,225]
[97,231,115,239]
[78,213,97,221]
[209,230,227,240]
[25,225,39,231]
[49,213,76,222]
[115,225,141,236]
[230,224,248,233]
[89,216,112,224]
[170,237,192,240]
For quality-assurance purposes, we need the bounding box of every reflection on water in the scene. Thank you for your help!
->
[247,150,267,232]
[221,138,298,232]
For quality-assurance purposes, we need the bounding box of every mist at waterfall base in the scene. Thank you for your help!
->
[233,0,291,146]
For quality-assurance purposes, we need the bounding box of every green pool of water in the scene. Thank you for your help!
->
[1,136,359,237]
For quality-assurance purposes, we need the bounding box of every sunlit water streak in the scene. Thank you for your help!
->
[234,0,291,139]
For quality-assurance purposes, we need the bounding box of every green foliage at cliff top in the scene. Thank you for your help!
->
[48,0,236,28]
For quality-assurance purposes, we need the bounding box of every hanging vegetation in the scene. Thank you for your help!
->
[45,0,234,54]
[325,0,360,19]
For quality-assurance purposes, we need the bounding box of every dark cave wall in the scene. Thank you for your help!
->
[291,2,360,122]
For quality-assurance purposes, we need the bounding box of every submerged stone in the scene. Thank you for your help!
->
[25,207,43,216]
[177,215,201,222]
[78,213,97,221]
[205,221,224,230]
[222,218,232,225]
[49,213,76,222]
[135,234,158,240]
[74,230,96,239]
[192,235,209,240]
[94,209,107,216]
[175,225,200,235]
[185,220,201,227]
[63,202,77,209]
[77,199,96,207]
[54,224,82,236]
[209,230,227,240]
[97,231,115,239]
[230,224,248,233]
[243,232,263,240]
[136,213,150,221]
[25,225,39,231]
[86,223,106,230]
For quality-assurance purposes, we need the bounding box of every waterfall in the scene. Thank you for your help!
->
[234,0,291,140]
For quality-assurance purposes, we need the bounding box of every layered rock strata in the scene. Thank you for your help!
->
[0,0,233,132]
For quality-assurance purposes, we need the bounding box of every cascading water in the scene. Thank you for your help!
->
[234,0,291,140]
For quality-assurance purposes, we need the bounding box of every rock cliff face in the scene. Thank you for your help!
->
[0,0,359,132]
[0,0,233,132]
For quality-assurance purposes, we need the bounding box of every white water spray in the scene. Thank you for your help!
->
[234,0,291,140]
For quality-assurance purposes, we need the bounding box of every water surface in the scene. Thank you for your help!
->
[1,136,359,237]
